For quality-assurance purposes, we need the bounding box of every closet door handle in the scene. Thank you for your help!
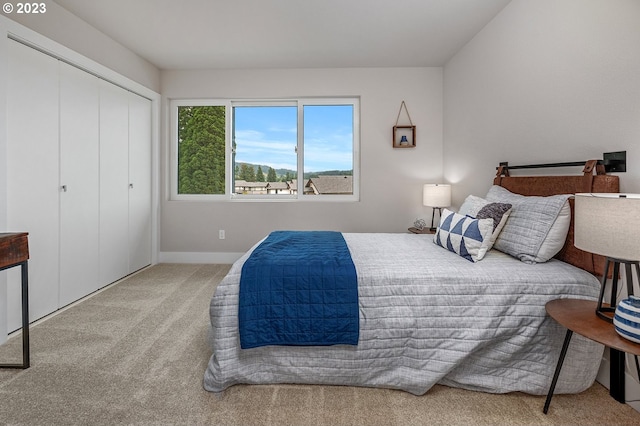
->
[129,183,134,189]
[61,185,67,192]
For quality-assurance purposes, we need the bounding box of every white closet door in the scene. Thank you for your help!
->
[6,40,60,329]
[128,93,152,273]
[59,62,100,307]
[99,81,130,286]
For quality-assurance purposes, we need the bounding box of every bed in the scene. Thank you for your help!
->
[204,162,619,396]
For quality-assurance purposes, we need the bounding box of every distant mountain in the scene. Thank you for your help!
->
[304,170,353,179]
[235,162,352,181]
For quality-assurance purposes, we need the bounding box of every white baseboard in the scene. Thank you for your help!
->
[159,251,244,264]
[596,351,640,413]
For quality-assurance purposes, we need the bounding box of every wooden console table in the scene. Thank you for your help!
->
[0,232,30,369]
[543,298,640,413]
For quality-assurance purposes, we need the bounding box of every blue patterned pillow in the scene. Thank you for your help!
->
[433,209,494,262]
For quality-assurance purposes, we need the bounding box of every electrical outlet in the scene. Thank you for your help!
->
[219,230,225,240]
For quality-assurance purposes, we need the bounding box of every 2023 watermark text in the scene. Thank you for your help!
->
[3,3,47,14]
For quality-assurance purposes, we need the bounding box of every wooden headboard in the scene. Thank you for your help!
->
[494,160,619,276]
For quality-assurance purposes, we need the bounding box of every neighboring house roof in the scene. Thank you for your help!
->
[305,175,353,194]
[234,180,267,189]
[266,182,289,190]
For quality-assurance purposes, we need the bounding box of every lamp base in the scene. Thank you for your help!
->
[596,307,615,323]
[429,207,443,233]
[596,257,639,322]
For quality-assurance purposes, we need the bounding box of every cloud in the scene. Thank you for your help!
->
[233,108,353,172]
[234,130,297,168]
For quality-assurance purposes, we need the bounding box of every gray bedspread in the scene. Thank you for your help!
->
[204,233,603,395]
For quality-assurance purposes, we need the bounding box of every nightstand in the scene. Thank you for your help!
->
[543,298,640,414]
[408,227,435,234]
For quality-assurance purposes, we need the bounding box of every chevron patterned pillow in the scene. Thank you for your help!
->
[433,209,494,262]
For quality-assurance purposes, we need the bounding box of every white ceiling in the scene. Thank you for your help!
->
[52,0,511,70]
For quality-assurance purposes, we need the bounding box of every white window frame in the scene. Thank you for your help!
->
[230,100,298,201]
[170,98,231,201]
[170,97,360,202]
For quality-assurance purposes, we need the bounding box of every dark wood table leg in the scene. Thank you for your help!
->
[0,260,30,369]
[544,329,573,414]
[21,261,30,368]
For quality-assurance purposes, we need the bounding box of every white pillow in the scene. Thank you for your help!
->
[485,185,571,263]
[537,201,571,261]
[458,195,512,245]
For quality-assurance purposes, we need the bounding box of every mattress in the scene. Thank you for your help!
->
[204,233,603,395]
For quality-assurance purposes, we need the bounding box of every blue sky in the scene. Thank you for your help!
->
[233,105,353,172]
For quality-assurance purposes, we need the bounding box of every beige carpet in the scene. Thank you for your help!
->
[1,263,639,425]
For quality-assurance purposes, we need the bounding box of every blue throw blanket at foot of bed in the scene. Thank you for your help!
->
[238,231,359,349]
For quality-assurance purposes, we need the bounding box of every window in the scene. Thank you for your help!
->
[303,104,355,196]
[171,98,359,201]
[176,104,226,195]
[232,103,297,196]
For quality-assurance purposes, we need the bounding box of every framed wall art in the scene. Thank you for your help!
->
[393,125,415,148]
[393,101,416,148]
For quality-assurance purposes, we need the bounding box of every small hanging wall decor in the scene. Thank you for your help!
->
[393,101,416,148]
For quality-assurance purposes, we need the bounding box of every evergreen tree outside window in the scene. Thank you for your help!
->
[177,105,226,194]
[267,167,277,182]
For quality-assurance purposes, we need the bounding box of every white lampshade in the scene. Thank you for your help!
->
[423,184,451,208]
[574,193,640,261]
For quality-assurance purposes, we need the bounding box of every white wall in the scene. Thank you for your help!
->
[444,0,640,208]
[443,0,640,411]
[4,1,160,92]
[160,67,443,260]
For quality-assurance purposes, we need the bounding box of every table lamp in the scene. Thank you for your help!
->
[423,184,451,232]
[574,193,640,322]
